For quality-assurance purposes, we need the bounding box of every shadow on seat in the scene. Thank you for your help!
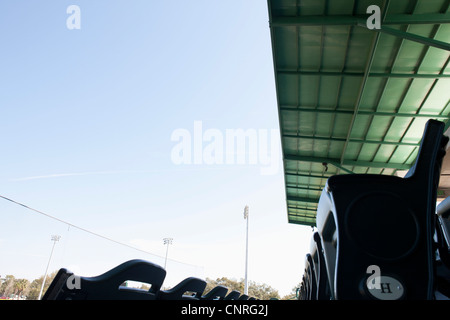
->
[316,119,448,300]
[42,259,166,300]
[156,277,206,300]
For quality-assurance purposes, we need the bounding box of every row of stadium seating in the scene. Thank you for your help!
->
[299,120,450,300]
[42,259,257,300]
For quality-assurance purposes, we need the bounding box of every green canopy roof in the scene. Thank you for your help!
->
[267,0,450,226]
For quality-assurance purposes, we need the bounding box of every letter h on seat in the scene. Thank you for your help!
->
[315,120,448,299]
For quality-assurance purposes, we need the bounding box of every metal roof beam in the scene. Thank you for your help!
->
[270,13,450,27]
[286,184,324,192]
[283,134,346,142]
[271,15,366,26]
[284,154,346,165]
[364,24,450,51]
[285,172,333,179]
[383,13,450,25]
[278,70,450,79]
[285,154,411,170]
[284,154,355,174]
[287,206,317,212]
[280,107,450,119]
[288,213,317,219]
[370,72,450,79]
[343,160,410,170]
[282,133,420,146]
[287,207,317,213]
[286,195,320,203]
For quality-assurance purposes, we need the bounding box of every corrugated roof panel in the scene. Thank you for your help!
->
[268,0,450,226]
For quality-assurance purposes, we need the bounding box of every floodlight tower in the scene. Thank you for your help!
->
[38,235,61,300]
[163,237,173,269]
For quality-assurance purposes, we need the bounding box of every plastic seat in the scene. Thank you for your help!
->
[437,197,450,263]
[301,279,306,300]
[309,232,331,300]
[316,119,448,300]
[196,285,228,300]
[223,290,241,300]
[298,276,304,300]
[301,274,309,300]
[42,259,166,300]
[300,262,311,300]
[156,277,206,300]
[305,254,317,300]
[436,197,450,299]
[309,235,320,295]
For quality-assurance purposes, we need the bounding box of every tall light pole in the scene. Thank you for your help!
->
[38,235,60,300]
[163,237,173,270]
[244,205,249,295]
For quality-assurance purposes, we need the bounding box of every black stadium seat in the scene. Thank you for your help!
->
[310,232,331,300]
[156,277,206,300]
[42,259,262,300]
[437,197,450,266]
[436,197,450,298]
[223,290,241,300]
[305,254,317,300]
[314,119,448,299]
[42,259,166,300]
[196,285,228,300]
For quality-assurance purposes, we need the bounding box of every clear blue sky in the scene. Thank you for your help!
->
[0,0,313,297]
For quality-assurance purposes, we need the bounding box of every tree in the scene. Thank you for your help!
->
[247,280,280,300]
[13,279,30,299]
[0,275,16,298]
[205,277,280,300]
[0,276,31,299]
[27,271,58,300]
[205,277,243,293]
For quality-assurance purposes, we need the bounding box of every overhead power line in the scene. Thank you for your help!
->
[0,194,200,268]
